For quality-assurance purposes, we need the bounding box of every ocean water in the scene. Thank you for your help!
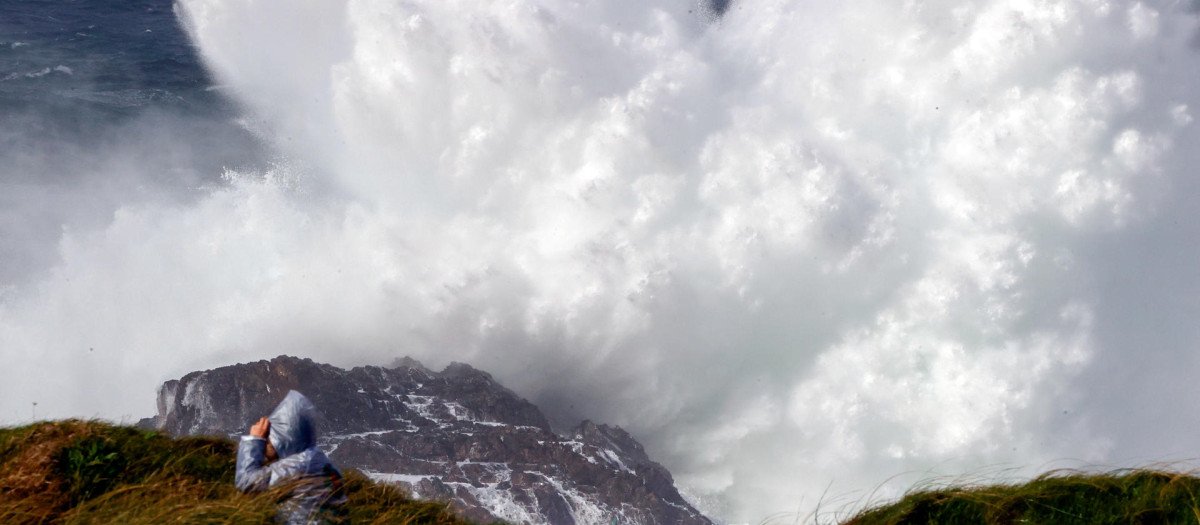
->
[4,1,1200,523]
[0,0,206,114]
[0,0,264,283]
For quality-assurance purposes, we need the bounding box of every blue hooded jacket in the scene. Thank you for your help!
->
[236,390,345,524]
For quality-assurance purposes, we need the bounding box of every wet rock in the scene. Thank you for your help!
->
[147,355,711,525]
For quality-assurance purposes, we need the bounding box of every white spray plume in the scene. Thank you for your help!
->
[4,0,1200,521]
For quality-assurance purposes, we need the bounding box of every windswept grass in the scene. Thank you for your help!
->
[0,420,476,524]
[20,420,1200,524]
[841,468,1200,525]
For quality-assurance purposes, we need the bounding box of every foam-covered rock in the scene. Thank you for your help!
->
[143,355,711,525]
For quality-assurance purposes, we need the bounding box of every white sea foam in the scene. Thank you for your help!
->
[364,471,433,486]
[2,0,1200,522]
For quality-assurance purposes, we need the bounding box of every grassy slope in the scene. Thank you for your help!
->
[10,420,1199,525]
[841,469,1200,525]
[0,420,475,524]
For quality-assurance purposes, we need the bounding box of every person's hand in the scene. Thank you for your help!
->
[250,416,270,439]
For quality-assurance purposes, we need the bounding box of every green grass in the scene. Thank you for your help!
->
[16,420,1198,525]
[0,420,476,524]
[840,469,1200,525]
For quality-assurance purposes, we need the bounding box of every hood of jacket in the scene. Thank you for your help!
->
[267,390,318,458]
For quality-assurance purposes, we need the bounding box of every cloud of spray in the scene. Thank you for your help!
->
[3,0,1200,521]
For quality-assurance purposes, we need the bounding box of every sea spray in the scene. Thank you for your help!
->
[3,0,1200,522]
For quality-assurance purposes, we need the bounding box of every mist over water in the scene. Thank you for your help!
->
[3,0,1200,522]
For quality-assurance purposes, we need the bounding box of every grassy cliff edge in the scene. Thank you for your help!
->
[6,420,1199,524]
[840,468,1200,524]
[0,420,474,524]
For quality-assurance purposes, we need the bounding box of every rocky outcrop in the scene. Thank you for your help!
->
[142,355,711,525]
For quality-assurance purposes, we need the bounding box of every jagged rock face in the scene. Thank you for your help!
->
[144,355,711,525]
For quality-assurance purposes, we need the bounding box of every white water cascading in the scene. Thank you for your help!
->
[3,0,1200,522]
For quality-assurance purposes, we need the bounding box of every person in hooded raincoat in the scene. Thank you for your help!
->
[236,390,346,524]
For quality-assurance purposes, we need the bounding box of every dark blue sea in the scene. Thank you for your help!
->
[2,0,206,111]
[0,0,266,283]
